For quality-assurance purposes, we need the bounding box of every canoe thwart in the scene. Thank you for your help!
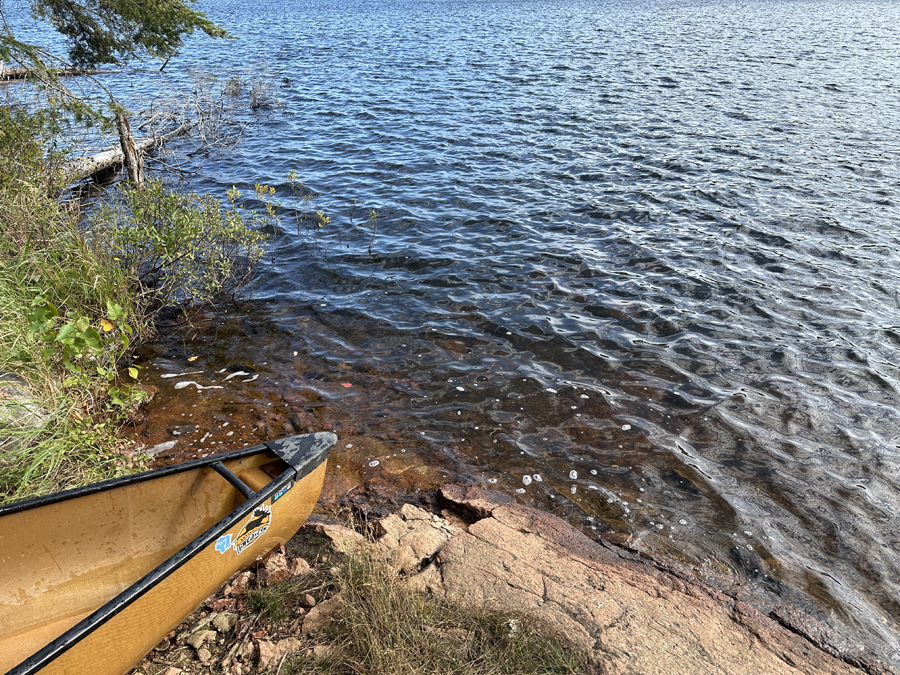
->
[211,461,256,499]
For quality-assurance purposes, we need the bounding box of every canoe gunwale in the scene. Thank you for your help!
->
[3,433,334,675]
[0,432,335,517]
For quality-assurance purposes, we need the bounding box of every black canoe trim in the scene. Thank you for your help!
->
[0,432,336,517]
[6,433,334,675]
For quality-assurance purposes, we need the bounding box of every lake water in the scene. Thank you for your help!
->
[11,0,900,664]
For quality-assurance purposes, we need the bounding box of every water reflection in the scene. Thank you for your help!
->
[133,285,900,663]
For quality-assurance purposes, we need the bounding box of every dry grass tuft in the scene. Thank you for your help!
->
[280,540,579,675]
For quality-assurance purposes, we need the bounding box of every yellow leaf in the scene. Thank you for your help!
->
[188,356,199,362]
[99,318,114,332]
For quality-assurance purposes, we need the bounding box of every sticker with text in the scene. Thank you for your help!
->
[233,504,272,555]
[271,481,294,504]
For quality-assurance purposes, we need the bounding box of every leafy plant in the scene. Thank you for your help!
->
[26,296,140,406]
[88,178,270,311]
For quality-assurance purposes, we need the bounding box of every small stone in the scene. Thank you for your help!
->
[257,638,303,671]
[197,647,212,662]
[186,629,216,649]
[313,645,338,660]
[256,641,277,672]
[258,552,290,586]
[278,638,303,658]
[209,598,237,612]
[301,596,341,633]
[228,570,255,596]
[289,558,311,576]
[160,668,183,675]
[213,612,238,634]
[302,593,316,608]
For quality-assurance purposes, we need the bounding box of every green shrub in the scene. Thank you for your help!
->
[87,179,269,312]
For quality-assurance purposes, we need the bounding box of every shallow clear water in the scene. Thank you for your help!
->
[11,0,900,663]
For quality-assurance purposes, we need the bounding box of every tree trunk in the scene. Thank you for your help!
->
[116,112,145,186]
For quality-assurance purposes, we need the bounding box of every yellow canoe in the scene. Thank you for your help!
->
[0,432,335,675]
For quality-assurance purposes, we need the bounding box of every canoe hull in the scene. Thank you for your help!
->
[0,435,333,675]
[36,462,325,675]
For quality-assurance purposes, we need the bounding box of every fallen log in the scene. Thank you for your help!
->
[0,66,115,82]
[63,137,156,183]
[62,123,192,184]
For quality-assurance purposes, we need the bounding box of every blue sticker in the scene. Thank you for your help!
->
[215,534,233,553]
[271,481,294,504]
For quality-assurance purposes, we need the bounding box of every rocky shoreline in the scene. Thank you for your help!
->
[131,484,896,675]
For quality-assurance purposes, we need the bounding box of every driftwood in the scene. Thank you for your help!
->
[0,66,114,82]
[62,122,191,184]
[63,137,156,183]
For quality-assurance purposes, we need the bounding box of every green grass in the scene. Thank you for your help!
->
[0,105,146,504]
[0,416,146,503]
[249,582,301,624]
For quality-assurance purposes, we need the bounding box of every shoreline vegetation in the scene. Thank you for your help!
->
[0,0,267,500]
[0,101,272,503]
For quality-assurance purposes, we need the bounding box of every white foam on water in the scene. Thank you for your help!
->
[174,381,224,390]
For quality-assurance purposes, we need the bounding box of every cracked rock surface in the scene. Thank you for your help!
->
[406,486,894,675]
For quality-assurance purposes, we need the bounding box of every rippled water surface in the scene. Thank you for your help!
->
[22,0,900,663]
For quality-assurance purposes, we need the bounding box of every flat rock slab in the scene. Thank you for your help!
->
[376,503,461,573]
[410,500,892,675]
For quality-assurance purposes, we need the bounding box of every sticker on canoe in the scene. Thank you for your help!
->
[271,481,294,504]
[232,505,272,555]
[215,534,233,553]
